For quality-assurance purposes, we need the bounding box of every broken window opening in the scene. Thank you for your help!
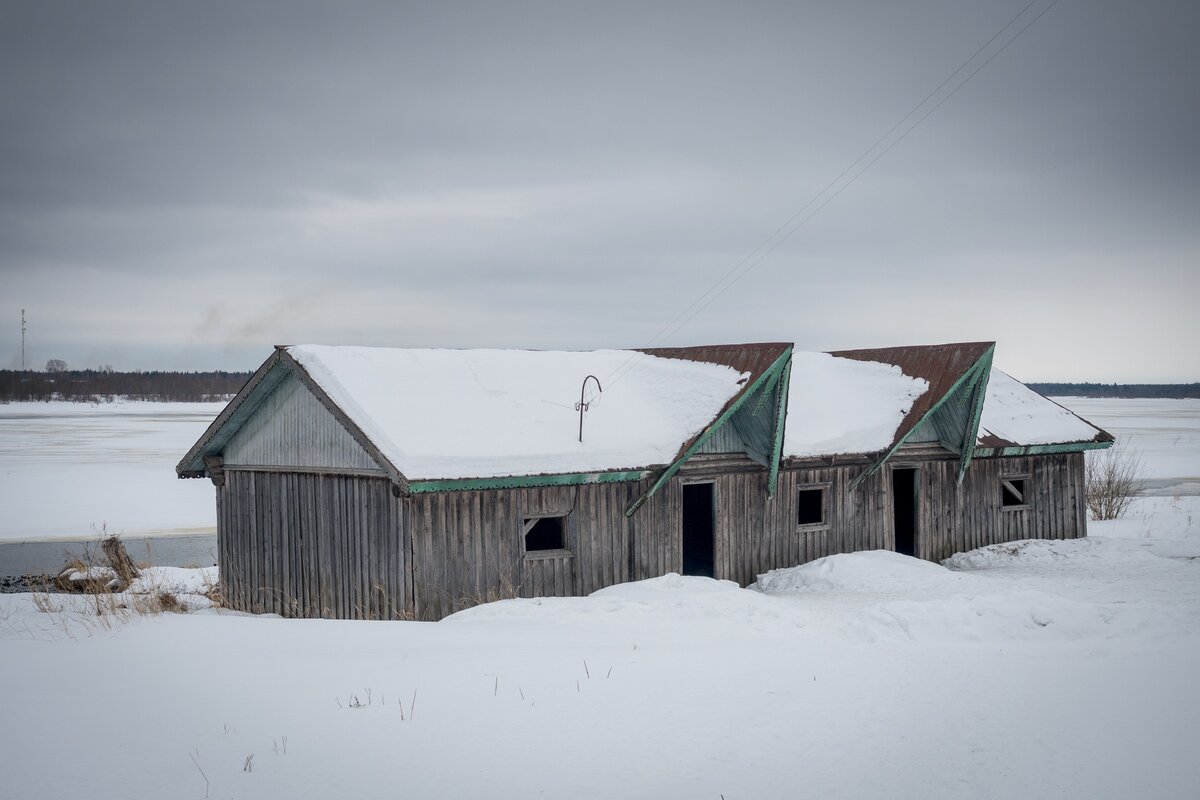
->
[797,487,826,527]
[523,516,566,552]
[1001,477,1028,508]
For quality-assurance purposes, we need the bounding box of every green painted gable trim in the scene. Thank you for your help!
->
[409,469,651,493]
[849,343,997,491]
[767,356,792,498]
[956,348,995,483]
[624,346,794,517]
[973,440,1113,458]
[177,351,290,477]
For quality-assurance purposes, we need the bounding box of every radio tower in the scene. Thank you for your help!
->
[21,309,26,370]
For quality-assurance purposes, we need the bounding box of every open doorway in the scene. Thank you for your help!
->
[681,483,715,577]
[892,468,918,557]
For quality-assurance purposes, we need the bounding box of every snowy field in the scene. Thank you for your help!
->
[0,496,1197,799]
[0,396,1198,798]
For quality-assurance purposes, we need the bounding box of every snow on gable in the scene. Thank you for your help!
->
[285,346,749,481]
[977,369,1105,446]
[784,352,929,458]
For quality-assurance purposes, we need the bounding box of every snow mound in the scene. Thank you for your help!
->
[754,550,971,596]
[447,574,790,627]
[590,572,742,600]
[943,537,1163,572]
[756,550,1124,643]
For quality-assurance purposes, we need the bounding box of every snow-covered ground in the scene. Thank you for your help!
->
[1,397,1198,797]
[0,401,222,541]
[1,496,1197,799]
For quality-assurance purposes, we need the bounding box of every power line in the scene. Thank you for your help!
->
[598,0,1062,393]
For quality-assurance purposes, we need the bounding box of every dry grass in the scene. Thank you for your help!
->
[29,533,214,625]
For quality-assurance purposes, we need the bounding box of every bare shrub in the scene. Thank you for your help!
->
[1086,444,1146,520]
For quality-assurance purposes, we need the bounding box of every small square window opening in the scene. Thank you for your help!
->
[524,516,566,552]
[797,488,825,526]
[1001,478,1027,508]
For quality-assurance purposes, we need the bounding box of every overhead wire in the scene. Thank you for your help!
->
[594,0,1062,398]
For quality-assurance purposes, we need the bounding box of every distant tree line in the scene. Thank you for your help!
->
[0,369,253,402]
[1030,382,1200,399]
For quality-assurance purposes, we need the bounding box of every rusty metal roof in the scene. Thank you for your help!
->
[636,342,792,466]
[638,342,791,388]
[827,341,995,452]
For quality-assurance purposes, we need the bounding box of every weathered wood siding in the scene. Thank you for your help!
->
[405,483,637,620]
[218,470,407,618]
[699,449,1087,585]
[912,450,1088,563]
[216,451,1086,620]
[223,373,384,473]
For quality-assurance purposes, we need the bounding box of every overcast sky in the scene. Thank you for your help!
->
[2,0,1197,381]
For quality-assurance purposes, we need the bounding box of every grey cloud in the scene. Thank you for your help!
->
[1,0,1197,381]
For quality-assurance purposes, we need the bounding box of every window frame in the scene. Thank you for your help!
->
[1000,475,1031,511]
[521,514,573,559]
[796,482,831,532]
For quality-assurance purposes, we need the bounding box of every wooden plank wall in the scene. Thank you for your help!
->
[405,482,637,620]
[699,450,1087,585]
[219,470,407,619]
[216,452,1086,621]
[915,450,1088,563]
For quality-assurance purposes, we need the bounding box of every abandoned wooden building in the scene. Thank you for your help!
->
[177,341,1113,620]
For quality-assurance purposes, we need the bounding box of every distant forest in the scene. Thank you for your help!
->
[2,369,1196,403]
[0,369,253,402]
[1029,383,1200,399]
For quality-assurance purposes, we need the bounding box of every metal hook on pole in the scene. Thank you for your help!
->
[575,375,602,443]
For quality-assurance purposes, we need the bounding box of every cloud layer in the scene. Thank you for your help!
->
[2,1,1197,381]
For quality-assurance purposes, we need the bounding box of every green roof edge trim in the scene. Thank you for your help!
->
[849,343,997,491]
[767,356,792,498]
[624,346,794,518]
[956,348,995,484]
[176,350,286,478]
[409,469,651,493]
[973,440,1113,458]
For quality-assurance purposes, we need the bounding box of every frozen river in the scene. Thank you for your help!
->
[1,396,1197,577]
[0,401,222,577]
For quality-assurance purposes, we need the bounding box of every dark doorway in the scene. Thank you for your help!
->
[892,468,918,557]
[681,483,715,577]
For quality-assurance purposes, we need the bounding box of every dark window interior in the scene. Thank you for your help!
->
[893,468,917,557]
[1001,478,1027,507]
[797,488,824,526]
[681,483,715,577]
[524,516,565,552]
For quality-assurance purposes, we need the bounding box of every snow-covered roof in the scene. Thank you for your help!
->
[286,345,751,481]
[977,369,1110,448]
[179,340,1111,488]
[783,352,929,457]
